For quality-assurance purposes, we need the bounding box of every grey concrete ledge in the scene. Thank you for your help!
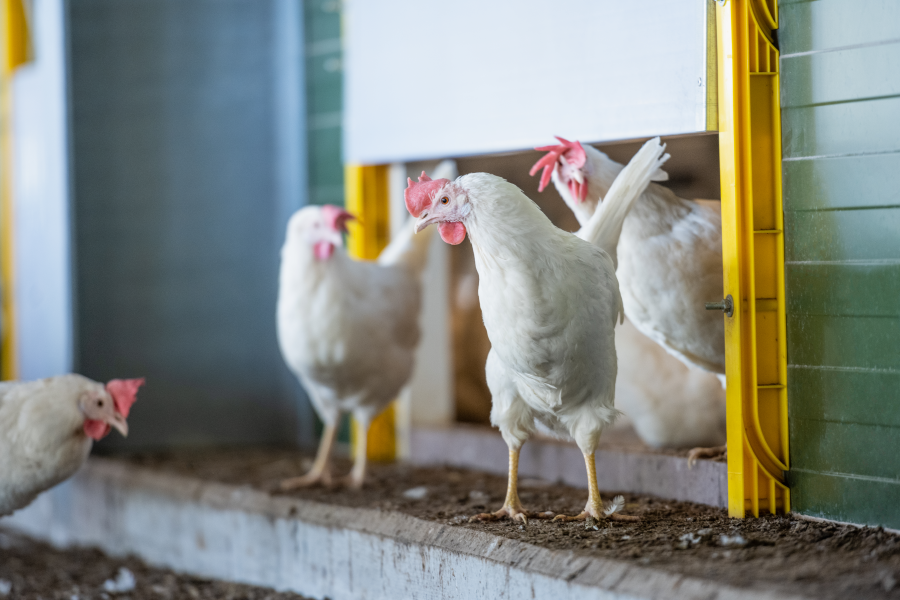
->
[2,458,803,600]
[410,425,728,508]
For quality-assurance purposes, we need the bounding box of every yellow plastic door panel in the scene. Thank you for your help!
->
[717,0,789,517]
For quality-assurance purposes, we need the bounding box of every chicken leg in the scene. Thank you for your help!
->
[280,422,337,490]
[553,453,640,522]
[340,418,369,489]
[471,447,553,524]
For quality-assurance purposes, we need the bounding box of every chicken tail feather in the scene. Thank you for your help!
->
[577,137,670,268]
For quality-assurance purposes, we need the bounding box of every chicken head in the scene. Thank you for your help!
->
[285,205,356,261]
[80,378,143,440]
[405,172,467,245]
[530,136,588,202]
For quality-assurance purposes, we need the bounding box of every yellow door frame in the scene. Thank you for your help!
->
[717,0,790,517]
[344,163,397,462]
[0,0,31,381]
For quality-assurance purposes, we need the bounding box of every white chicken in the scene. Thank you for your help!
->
[531,137,725,377]
[277,204,434,490]
[406,139,668,522]
[531,138,727,460]
[0,374,143,517]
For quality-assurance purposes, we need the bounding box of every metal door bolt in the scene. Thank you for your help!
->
[705,295,734,317]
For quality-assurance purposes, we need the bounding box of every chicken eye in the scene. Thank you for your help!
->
[96,399,103,407]
[440,196,450,205]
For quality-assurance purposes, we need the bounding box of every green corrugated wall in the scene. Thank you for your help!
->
[304,0,343,206]
[781,0,900,528]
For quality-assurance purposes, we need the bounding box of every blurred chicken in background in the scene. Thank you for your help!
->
[277,204,435,490]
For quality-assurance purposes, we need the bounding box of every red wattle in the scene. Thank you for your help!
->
[313,241,334,260]
[84,419,110,441]
[438,222,466,245]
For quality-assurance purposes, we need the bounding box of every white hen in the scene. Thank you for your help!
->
[531,138,725,378]
[277,204,434,489]
[0,374,143,516]
[406,139,668,522]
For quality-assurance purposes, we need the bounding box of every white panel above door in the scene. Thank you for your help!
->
[344,0,713,164]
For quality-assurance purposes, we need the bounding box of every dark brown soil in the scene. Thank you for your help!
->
[0,528,311,600]
[120,448,900,599]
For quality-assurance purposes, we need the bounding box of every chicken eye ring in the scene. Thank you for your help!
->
[440,196,449,205]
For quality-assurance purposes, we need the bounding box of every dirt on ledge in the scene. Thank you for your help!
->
[0,527,312,600]
[107,447,900,599]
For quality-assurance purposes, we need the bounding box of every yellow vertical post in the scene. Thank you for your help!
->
[344,163,396,462]
[0,0,31,381]
[717,0,789,518]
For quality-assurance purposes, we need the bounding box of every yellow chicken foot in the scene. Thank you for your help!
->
[280,423,337,490]
[687,444,727,469]
[553,453,640,522]
[471,447,554,524]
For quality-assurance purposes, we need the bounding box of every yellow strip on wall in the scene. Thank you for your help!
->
[344,163,396,462]
[0,0,32,381]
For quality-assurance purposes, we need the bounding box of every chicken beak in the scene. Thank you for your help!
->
[415,213,439,233]
[560,155,584,184]
[107,411,129,437]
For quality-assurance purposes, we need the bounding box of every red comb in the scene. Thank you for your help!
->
[321,205,356,233]
[106,378,144,418]
[404,171,449,218]
[529,137,588,197]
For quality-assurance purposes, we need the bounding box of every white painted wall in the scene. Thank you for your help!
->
[344,0,712,163]
[11,0,73,379]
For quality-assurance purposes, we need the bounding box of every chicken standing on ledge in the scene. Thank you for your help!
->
[531,137,727,463]
[406,139,668,523]
[0,374,143,517]
[277,204,434,490]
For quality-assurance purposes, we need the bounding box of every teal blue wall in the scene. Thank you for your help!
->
[781,0,900,527]
[70,0,315,450]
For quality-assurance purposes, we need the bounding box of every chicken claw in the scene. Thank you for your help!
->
[280,423,337,491]
[687,445,727,469]
[554,455,642,523]
[470,506,554,525]
[280,469,332,491]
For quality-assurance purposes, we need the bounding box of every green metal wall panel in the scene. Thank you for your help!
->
[304,0,342,206]
[784,208,900,262]
[783,153,900,211]
[782,97,900,159]
[789,367,900,427]
[786,264,900,317]
[780,0,900,56]
[788,471,900,527]
[791,420,900,480]
[781,0,900,528]
[787,315,900,371]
